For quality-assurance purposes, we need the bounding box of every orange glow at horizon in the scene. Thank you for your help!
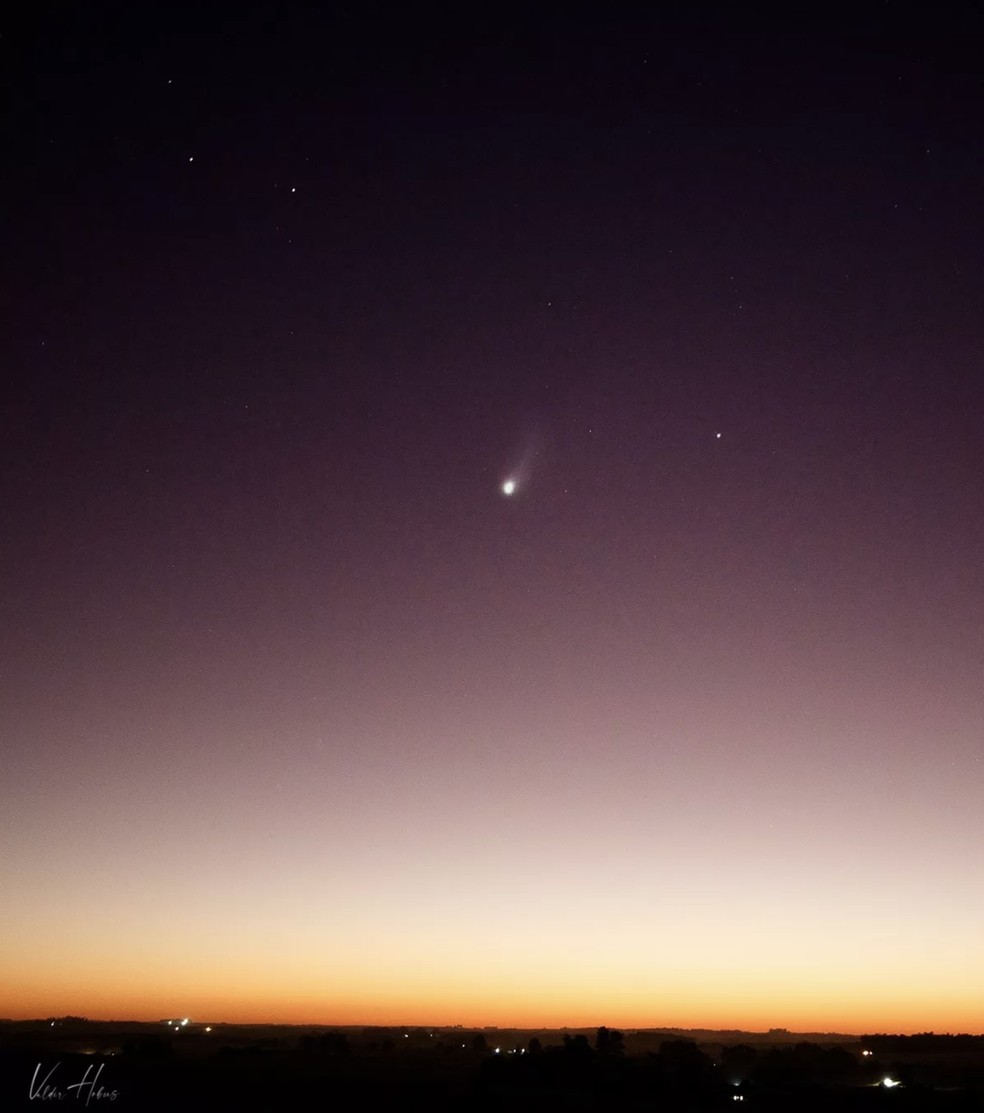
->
[4,876,982,1034]
[4,709,983,1037]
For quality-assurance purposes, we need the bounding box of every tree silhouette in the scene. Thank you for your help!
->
[595,1026,625,1056]
[659,1039,711,1076]
[562,1034,593,1064]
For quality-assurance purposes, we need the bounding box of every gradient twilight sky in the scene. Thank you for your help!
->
[2,5,983,1033]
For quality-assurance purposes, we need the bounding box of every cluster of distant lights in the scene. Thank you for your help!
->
[403,1032,527,1055]
[858,1053,901,1089]
[162,1019,211,1033]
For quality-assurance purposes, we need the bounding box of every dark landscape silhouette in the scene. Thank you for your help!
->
[4,1017,984,1110]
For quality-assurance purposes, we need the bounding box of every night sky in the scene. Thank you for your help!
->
[3,4,983,1032]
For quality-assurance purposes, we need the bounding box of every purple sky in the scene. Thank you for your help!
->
[2,5,983,1030]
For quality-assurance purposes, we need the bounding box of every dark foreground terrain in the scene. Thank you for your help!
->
[3,1020,983,1111]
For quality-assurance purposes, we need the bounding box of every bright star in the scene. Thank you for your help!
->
[502,479,516,496]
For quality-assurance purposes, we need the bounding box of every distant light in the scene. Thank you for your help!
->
[205,1027,212,1033]
[188,157,194,163]
[494,1047,500,1054]
[862,1049,873,1057]
[502,479,516,496]
[181,1018,189,1026]
[882,1077,901,1088]
[716,432,722,439]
